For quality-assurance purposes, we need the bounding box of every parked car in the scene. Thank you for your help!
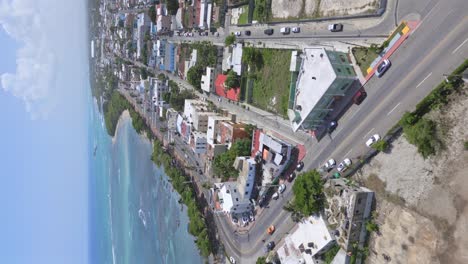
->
[244,30,251,36]
[332,172,341,179]
[249,212,255,222]
[272,192,279,200]
[366,134,381,147]
[323,159,336,172]
[375,59,391,77]
[231,216,238,224]
[229,256,236,264]
[266,241,276,251]
[234,31,241,36]
[267,225,276,235]
[242,215,249,226]
[264,28,274,35]
[328,23,343,32]
[353,90,367,105]
[296,161,304,171]
[328,121,338,133]
[258,194,267,207]
[292,27,300,33]
[278,184,286,194]
[337,158,352,172]
[280,27,290,34]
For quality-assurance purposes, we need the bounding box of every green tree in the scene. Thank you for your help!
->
[256,257,267,264]
[149,6,156,24]
[403,118,438,158]
[225,70,240,88]
[292,170,324,216]
[371,140,388,152]
[212,139,252,180]
[225,34,236,46]
[324,245,341,264]
[242,47,264,69]
[365,220,379,232]
[166,0,179,15]
[187,65,204,90]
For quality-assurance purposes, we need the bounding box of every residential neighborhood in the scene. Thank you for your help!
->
[89,0,468,263]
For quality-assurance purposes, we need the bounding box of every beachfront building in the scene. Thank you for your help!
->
[150,77,169,106]
[277,214,336,264]
[324,179,374,254]
[183,99,217,133]
[190,131,208,154]
[287,48,357,132]
[217,121,250,149]
[207,115,231,147]
[135,12,151,59]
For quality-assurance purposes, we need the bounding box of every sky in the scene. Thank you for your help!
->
[0,0,89,263]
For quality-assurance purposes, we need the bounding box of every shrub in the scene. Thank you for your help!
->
[403,118,438,158]
[371,140,388,152]
[464,141,468,151]
[225,35,236,46]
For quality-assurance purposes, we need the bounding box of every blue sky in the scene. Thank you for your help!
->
[0,0,89,263]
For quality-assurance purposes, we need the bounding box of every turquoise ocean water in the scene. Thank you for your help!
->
[88,100,203,264]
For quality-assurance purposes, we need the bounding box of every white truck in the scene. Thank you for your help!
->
[280,27,290,34]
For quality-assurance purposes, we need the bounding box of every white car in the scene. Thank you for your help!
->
[292,27,300,33]
[229,256,236,263]
[272,192,279,200]
[366,134,381,147]
[337,158,352,172]
[278,184,286,194]
[234,31,241,36]
[324,159,336,171]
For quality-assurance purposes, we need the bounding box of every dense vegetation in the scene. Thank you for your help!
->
[186,42,218,90]
[256,256,267,264]
[162,80,196,111]
[151,141,213,257]
[224,34,236,46]
[166,0,179,15]
[212,139,252,181]
[103,91,152,137]
[285,170,324,218]
[398,59,468,157]
[324,244,341,264]
[225,70,240,88]
[253,0,270,22]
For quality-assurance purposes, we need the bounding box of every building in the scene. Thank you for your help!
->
[164,42,176,73]
[201,67,215,93]
[190,131,208,154]
[135,12,151,59]
[217,121,250,149]
[184,49,198,79]
[277,214,336,264]
[233,156,256,200]
[150,77,169,106]
[156,4,172,34]
[287,48,357,132]
[215,74,241,101]
[251,130,292,187]
[183,99,217,132]
[207,115,231,147]
[324,179,374,253]
[198,0,213,29]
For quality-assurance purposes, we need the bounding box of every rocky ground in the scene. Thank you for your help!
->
[271,0,378,19]
[355,87,468,264]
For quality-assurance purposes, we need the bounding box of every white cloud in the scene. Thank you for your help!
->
[0,0,62,119]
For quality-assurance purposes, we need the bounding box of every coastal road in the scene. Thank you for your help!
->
[219,0,468,262]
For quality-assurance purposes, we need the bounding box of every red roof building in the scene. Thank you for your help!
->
[215,74,240,101]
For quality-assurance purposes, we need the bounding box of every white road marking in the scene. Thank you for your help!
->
[344,149,353,157]
[416,72,433,88]
[362,127,375,139]
[452,38,468,54]
[387,102,401,116]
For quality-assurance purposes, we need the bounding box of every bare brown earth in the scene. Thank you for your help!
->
[355,87,468,264]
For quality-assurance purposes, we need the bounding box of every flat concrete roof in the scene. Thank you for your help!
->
[289,48,336,131]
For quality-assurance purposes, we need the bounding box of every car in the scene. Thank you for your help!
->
[229,256,236,264]
[337,158,352,172]
[375,59,391,77]
[278,184,286,194]
[272,192,279,200]
[328,121,338,133]
[266,241,276,251]
[280,27,290,34]
[264,28,274,35]
[323,159,336,172]
[231,216,238,224]
[292,27,300,33]
[242,216,249,226]
[296,161,304,171]
[267,225,276,235]
[287,172,296,182]
[332,172,341,179]
[366,134,381,147]
[234,31,241,36]
[244,30,251,36]
[328,23,343,32]
[353,90,367,105]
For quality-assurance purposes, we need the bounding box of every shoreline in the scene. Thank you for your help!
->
[111,110,131,144]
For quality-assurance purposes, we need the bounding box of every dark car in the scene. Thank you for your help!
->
[353,90,367,105]
[264,28,274,35]
[287,172,296,182]
[328,121,338,133]
[296,161,304,171]
[258,194,267,208]
[266,241,276,251]
[245,30,251,36]
[375,59,391,77]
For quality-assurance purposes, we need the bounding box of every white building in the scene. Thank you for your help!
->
[136,13,151,59]
[183,99,217,132]
[233,157,256,200]
[207,115,231,147]
[201,67,215,93]
[277,214,336,264]
[150,77,169,106]
[231,43,243,75]
[191,131,208,154]
[198,0,213,29]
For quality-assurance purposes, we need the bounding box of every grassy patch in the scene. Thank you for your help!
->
[248,48,292,116]
[352,46,380,75]
[238,5,249,24]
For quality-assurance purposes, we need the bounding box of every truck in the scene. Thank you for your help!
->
[280,27,290,34]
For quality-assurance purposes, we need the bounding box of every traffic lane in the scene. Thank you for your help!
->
[309,9,468,168]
